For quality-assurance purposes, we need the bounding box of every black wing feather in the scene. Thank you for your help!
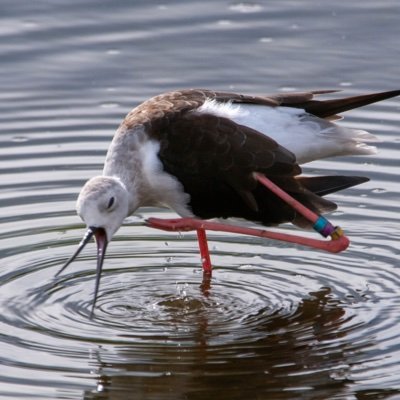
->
[158,112,302,221]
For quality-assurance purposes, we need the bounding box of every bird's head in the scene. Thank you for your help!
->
[57,176,130,315]
[76,176,130,241]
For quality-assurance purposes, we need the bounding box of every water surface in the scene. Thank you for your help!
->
[1,1,400,399]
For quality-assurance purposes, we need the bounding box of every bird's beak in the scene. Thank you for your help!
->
[91,227,108,315]
[56,226,108,316]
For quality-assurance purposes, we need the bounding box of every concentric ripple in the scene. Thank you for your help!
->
[1,218,400,398]
[1,249,306,344]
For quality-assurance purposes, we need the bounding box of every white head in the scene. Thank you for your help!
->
[76,176,130,241]
[57,176,130,315]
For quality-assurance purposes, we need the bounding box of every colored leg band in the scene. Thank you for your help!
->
[313,216,336,238]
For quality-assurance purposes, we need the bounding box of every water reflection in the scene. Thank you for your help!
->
[83,288,368,400]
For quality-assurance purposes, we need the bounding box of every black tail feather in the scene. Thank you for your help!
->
[300,90,400,118]
[289,175,368,228]
[296,175,369,197]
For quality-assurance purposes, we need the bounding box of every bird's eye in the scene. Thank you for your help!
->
[107,196,115,209]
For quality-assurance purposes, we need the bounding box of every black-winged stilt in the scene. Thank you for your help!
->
[57,88,400,312]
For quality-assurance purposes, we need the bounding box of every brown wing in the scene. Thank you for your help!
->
[123,88,285,129]
[123,88,400,129]
[206,88,400,119]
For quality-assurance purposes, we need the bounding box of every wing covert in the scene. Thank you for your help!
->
[157,112,301,213]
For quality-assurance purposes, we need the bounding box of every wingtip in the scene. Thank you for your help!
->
[297,175,370,197]
[350,175,370,185]
[311,89,342,95]
[304,89,400,118]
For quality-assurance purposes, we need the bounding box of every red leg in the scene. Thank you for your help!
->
[196,228,212,274]
[253,173,345,240]
[147,217,349,253]
[146,172,350,265]
[254,173,320,223]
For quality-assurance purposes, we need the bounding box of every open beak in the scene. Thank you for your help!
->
[56,226,108,316]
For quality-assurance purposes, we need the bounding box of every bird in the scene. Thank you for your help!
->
[57,88,400,312]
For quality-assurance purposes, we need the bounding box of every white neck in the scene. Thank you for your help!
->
[103,125,192,217]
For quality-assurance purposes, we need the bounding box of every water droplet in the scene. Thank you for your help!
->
[259,37,273,43]
[329,367,348,380]
[239,264,255,270]
[100,102,119,108]
[372,188,387,194]
[97,384,105,392]
[22,21,39,29]
[106,49,120,55]
[12,136,29,142]
[229,2,263,13]
[217,19,232,26]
